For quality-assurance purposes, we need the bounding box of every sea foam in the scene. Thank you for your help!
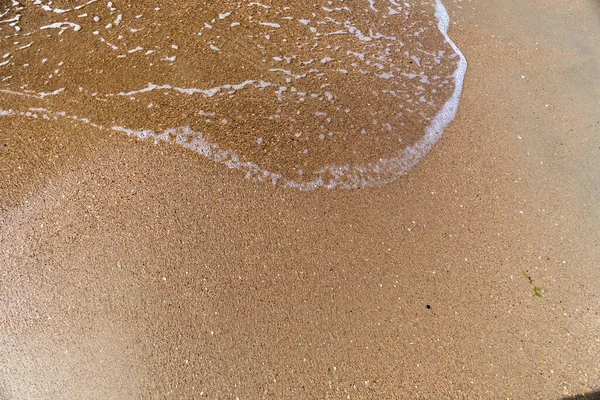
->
[0,0,467,190]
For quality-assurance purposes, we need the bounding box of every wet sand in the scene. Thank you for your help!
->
[1,0,599,399]
[0,0,464,188]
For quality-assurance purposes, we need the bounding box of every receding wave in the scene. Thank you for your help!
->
[0,0,466,189]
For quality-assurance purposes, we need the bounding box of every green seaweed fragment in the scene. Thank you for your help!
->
[522,270,543,297]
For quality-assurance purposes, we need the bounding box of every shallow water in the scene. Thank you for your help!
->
[0,0,466,189]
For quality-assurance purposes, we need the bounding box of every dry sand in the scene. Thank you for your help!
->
[1,0,599,399]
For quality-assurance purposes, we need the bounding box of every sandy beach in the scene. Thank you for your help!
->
[1,0,599,399]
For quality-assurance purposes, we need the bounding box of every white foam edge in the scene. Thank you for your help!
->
[0,0,466,191]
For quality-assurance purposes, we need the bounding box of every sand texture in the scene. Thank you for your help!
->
[1,0,599,399]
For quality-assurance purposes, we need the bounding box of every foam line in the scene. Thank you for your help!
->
[0,0,467,190]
